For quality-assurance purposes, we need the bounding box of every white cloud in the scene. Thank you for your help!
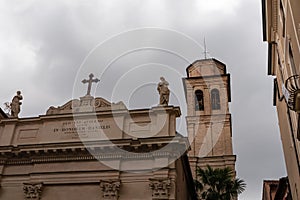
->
[0,39,37,72]
[196,0,240,15]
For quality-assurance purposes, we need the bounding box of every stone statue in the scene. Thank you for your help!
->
[157,77,170,106]
[10,91,23,118]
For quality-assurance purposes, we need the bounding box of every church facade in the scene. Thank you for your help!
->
[0,93,196,199]
[0,58,237,199]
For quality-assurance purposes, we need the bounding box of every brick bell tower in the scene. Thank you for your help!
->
[182,58,236,177]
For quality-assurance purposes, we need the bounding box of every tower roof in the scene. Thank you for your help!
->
[186,58,227,78]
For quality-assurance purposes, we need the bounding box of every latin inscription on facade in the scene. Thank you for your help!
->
[52,119,112,139]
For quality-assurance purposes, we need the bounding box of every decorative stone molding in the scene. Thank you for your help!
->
[149,178,171,200]
[46,97,126,115]
[0,137,188,166]
[23,183,43,200]
[100,180,121,200]
[272,0,278,33]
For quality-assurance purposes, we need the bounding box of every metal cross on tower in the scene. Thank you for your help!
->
[203,37,209,59]
[82,73,100,96]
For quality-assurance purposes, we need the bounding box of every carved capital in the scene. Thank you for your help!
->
[23,183,43,200]
[149,178,171,200]
[100,180,121,200]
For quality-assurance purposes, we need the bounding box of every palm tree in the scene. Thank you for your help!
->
[194,165,246,200]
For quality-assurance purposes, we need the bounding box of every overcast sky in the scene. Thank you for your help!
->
[0,0,286,199]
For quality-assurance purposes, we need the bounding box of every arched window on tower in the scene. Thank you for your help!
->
[211,89,220,110]
[195,90,204,111]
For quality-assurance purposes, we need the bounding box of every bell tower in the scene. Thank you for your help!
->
[182,58,236,176]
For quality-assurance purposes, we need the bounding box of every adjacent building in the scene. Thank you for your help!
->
[262,0,300,199]
[262,178,291,200]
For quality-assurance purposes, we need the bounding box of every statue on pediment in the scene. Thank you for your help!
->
[157,77,170,106]
[10,91,23,118]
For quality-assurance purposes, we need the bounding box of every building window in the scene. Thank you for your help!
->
[289,44,297,75]
[211,89,220,110]
[195,90,204,111]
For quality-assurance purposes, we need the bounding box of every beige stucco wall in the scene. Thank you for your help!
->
[263,0,300,199]
[0,105,195,199]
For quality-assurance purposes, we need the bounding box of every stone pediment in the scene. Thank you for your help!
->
[0,108,8,119]
[46,95,127,115]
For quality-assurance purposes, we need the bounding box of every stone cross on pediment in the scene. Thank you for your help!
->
[82,73,100,96]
